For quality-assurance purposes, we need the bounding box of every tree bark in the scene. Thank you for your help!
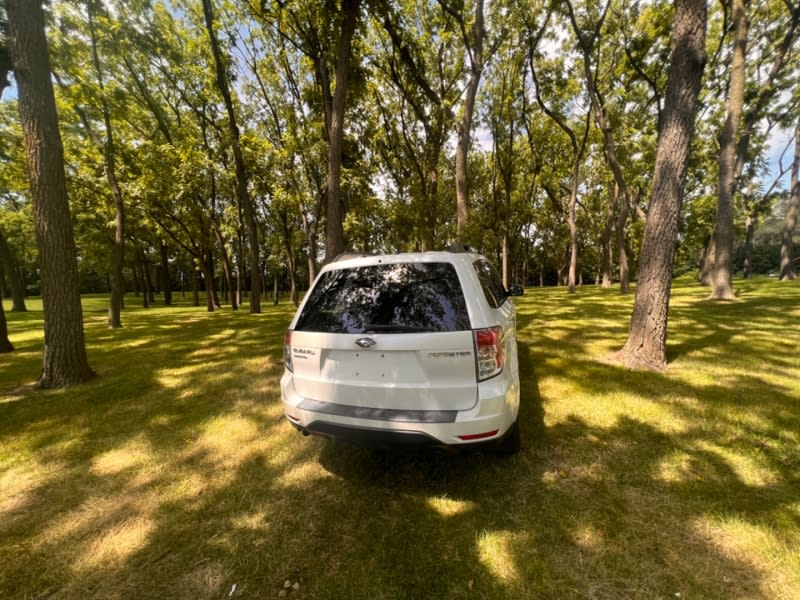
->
[710,0,746,300]
[615,0,707,372]
[202,0,261,313]
[7,0,94,385]
[779,120,800,280]
[325,0,361,261]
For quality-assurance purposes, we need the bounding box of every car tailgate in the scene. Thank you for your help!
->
[288,330,477,412]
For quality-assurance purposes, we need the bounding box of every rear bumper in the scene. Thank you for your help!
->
[288,419,443,447]
[280,370,518,449]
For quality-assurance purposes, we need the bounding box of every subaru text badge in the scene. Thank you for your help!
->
[355,337,376,348]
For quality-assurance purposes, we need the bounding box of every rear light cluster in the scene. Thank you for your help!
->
[474,326,505,381]
[283,330,293,372]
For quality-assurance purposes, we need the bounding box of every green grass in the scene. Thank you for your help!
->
[2,278,799,599]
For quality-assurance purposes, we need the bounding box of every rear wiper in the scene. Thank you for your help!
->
[363,324,435,333]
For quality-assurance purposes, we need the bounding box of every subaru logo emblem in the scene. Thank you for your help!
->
[355,337,376,348]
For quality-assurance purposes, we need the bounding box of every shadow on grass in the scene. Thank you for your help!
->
[1,284,799,598]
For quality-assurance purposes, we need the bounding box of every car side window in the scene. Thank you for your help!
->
[473,259,506,309]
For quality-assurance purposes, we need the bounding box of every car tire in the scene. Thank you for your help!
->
[494,420,521,455]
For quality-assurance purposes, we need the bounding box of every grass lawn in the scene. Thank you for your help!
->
[2,278,799,599]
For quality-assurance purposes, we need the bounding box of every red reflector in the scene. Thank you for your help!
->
[458,430,499,441]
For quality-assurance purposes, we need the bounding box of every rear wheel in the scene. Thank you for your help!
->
[494,420,520,454]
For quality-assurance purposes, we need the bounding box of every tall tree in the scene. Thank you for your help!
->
[565,0,635,293]
[615,0,707,371]
[709,0,746,300]
[6,0,94,386]
[528,32,591,294]
[202,0,261,312]
[85,0,126,327]
[325,0,361,260]
[779,119,800,280]
[0,33,12,352]
[442,0,487,240]
[372,1,462,250]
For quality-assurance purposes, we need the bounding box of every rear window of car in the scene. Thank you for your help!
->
[473,259,507,309]
[294,262,471,333]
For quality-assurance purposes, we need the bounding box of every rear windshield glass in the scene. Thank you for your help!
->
[294,262,471,333]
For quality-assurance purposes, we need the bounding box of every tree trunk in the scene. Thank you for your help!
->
[616,193,630,294]
[0,228,27,311]
[0,296,12,353]
[235,232,244,308]
[698,233,714,285]
[8,0,94,386]
[567,175,579,293]
[779,120,799,280]
[299,195,320,285]
[710,0,746,300]
[743,210,754,279]
[213,226,237,310]
[144,256,154,304]
[325,0,361,261]
[202,251,215,313]
[160,241,172,305]
[601,185,615,288]
[138,249,150,308]
[280,211,299,306]
[192,265,200,307]
[615,0,707,372]
[502,229,510,289]
[202,0,261,313]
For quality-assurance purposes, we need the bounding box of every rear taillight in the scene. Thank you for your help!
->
[474,326,505,381]
[283,330,293,372]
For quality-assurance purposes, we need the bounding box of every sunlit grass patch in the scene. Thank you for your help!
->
[477,530,520,583]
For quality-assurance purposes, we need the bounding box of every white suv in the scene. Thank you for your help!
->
[280,246,523,453]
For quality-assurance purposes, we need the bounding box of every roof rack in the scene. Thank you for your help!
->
[446,242,478,253]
